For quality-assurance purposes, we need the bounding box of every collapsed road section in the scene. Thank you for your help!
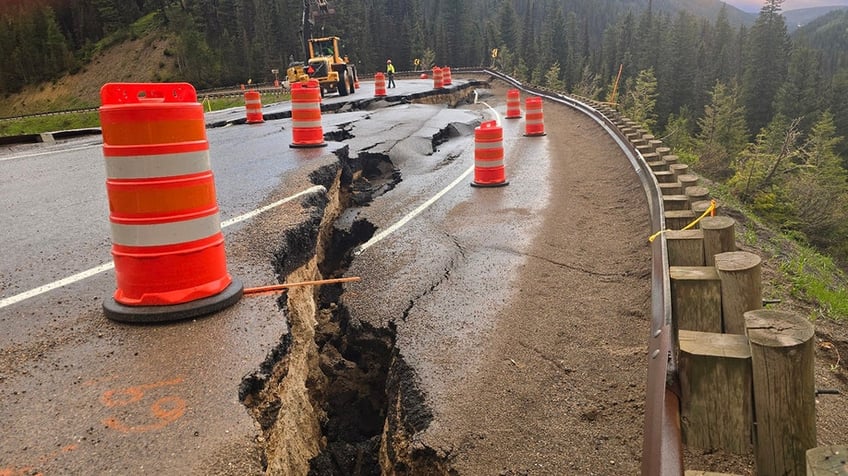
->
[239,91,484,474]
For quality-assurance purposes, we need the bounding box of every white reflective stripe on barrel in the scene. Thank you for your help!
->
[292,102,320,111]
[111,212,221,247]
[246,100,262,106]
[475,142,503,150]
[475,159,504,168]
[105,150,211,179]
[292,120,323,128]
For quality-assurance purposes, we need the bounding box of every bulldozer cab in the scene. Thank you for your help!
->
[308,37,341,62]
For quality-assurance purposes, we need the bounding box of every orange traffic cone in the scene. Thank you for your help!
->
[99,82,243,323]
[471,120,509,188]
[244,89,264,124]
[505,89,521,119]
[432,66,444,89]
[443,66,452,86]
[524,96,546,136]
[374,72,387,98]
[290,81,327,148]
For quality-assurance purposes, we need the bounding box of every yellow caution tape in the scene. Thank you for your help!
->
[649,199,717,243]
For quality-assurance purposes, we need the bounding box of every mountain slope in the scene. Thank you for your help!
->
[784,5,848,31]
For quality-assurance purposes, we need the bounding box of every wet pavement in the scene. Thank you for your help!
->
[0,77,507,474]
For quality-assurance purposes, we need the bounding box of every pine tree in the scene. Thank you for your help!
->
[785,112,848,247]
[741,0,790,137]
[774,45,823,134]
[697,81,748,179]
[624,68,658,130]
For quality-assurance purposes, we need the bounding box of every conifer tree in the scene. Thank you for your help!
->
[697,81,748,179]
[741,0,790,137]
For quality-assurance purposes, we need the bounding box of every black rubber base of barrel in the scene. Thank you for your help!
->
[524,132,547,137]
[471,180,510,188]
[103,279,244,324]
[290,142,327,148]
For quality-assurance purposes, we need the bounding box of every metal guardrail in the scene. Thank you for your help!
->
[473,68,683,476]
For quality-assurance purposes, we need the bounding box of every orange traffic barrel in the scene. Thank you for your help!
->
[374,72,387,98]
[432,66,444,89]
[524,96,546,136]
[471,120,509,188]
[505,89,521,119]
[244,89,264,124]
[443,66,452,86]
[290,80,327,148]
[99,82,243,323]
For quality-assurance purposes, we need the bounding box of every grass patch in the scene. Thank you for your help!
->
[1,92,292,136]
[0,112,100,136]
[779,248,848,320]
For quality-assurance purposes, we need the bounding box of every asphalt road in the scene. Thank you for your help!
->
[0,78,503,474]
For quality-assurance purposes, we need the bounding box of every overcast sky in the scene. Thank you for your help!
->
[723,0,848,12]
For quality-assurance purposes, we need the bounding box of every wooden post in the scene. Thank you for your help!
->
[654,170,677,183]
[691,200,716,216]
[670,267,722,332]
[660,182,684,196]
[678,173,699,191]
[665,210,696,230]
[670,163,690,176]
[656,146,671,159]
[666,230,705,266]
[663,154,679,166]
[745,310,816,476]
[685,185,711,203]
[679,330,752,454]
[807,446,848,475]
[701,216,736,266]
[714,251,761,334]
[664,194,691,211]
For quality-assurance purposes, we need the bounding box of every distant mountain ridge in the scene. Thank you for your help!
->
[783,5,848,31]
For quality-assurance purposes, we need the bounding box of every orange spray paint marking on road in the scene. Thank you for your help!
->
[99,377,186,433]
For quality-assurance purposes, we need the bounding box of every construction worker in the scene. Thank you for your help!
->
[386,59,396,88]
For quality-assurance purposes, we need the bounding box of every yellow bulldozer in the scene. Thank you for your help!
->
[286,36,358,97]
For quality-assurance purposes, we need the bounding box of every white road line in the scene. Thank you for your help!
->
[355,165,474,255]
[0,184,327,310]
[0,143,102,163]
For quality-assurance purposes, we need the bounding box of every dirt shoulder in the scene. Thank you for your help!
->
[429,84,652,475]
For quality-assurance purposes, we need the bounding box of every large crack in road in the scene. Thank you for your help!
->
[239,88,478,475]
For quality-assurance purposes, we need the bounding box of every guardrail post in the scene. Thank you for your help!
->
[701,216,736,266]
[679,330,753,454]
[745,309,816,476]
[671,267,722,332]
[715,251,762,334]
[807,445,848,475]
[666,230,705,266]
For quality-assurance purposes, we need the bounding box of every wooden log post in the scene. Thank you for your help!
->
[807,446,848,475]
[649,139,664,152]
[665,210,697,230]
[685,185,711,203]
[678,173,699,191]
[679,330,753,454]
[654,170,677,183]
[663,154,680,166]
[701,216,736,266]
[670,163,690,177]
[745,310,816,476]
[670,267,722,332]
[659,182,684,196]
[691,200,717,217]
[666,230,705,266]
[714,251,761,334]
[664,194,692,211]
[656,146,671,159]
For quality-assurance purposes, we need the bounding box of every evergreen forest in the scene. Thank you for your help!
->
[2,0,848,270]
